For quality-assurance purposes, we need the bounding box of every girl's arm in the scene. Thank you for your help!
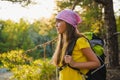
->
[64,47,101,69]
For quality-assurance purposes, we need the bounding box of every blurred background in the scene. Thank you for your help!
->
[0,0,120,80]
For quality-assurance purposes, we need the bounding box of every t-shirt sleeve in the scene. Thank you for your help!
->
[76,37,90,49]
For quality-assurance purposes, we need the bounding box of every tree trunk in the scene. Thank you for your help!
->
[104,0,119,68]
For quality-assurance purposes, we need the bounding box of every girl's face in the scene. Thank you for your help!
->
[56,19,67,34]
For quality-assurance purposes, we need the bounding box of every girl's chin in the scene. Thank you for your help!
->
[57,31,62,34]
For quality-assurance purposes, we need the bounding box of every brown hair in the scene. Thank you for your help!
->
[52,22,83,66]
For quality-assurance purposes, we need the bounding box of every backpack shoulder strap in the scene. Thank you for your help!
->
[58,37,79,71]
[65,37,78,55]
[64,37,85,74]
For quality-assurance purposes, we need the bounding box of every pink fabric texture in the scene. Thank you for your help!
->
[56,9,82,28]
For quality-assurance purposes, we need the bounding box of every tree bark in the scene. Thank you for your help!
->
[94,0,119,68]
[104,0,119,68]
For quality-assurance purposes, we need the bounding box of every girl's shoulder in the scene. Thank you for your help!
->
[77,36,88,43]
[76,37,90,49]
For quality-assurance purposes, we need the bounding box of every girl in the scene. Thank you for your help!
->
[52,9,100,80]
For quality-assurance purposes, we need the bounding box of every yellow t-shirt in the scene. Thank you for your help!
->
[59,37,90,80]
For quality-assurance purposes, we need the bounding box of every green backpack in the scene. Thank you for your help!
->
[83,32,105,61]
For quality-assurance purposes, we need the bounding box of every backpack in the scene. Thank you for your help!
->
[83,32,105,61]
[65,32,106,80]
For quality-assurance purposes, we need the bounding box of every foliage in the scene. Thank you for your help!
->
[116,16,120,51]
[0,19,35,53]
[55,0,74,11]
[10,59,56,80]
[1,0,34,6]
[0,9,55,59]
[27,18,57,58]
[0,50,56,80]
[0,50,32,69]
[116,16,120,32]
[0,18,57,58]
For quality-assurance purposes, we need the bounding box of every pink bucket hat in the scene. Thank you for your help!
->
[56,9,82,28]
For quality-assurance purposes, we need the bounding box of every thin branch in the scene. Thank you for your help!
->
[72,0,79,10]
[108,32,120,40]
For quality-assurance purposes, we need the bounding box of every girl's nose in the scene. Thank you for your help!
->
[56,23,60,28]
[55,22,58,27]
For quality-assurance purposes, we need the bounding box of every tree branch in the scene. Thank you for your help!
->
[108,32,120,40]
[72,0,79,10]
[1,0,32,6]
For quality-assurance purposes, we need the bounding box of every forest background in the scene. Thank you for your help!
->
[0,0,120,80]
